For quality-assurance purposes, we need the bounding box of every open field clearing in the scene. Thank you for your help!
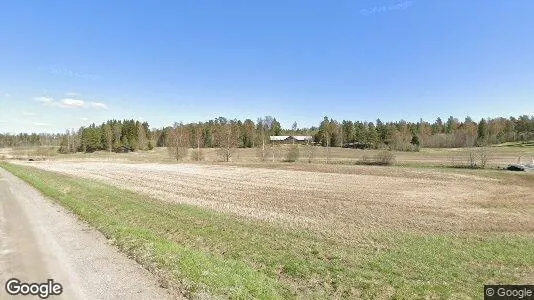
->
[4,162,534,298]
[10,160,534,239]
[3,144,534,167]
[2,160,534,298]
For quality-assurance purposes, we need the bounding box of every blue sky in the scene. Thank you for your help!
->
[1,0,533,133]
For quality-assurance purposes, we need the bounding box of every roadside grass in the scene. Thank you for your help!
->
[1,161,533,299]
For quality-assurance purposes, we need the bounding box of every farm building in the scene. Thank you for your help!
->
[270,135,313,144]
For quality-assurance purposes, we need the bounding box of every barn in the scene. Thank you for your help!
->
[270,135,313,144]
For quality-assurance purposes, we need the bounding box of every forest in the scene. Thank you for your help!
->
[1,115,533,152]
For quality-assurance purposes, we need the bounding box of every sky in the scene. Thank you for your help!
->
[0,0,533,133]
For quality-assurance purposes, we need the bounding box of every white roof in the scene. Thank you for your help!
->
[269,135,312,141]
[270,136,290,141]
[293,136,313,141]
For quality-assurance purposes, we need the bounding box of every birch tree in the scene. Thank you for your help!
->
[215,118,238,162]
[167,122,189,160]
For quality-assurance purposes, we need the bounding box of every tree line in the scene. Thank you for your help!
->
[1,115,533,153]
[57,119,152,153]
[315,115,534,150]
[0,133,62,148]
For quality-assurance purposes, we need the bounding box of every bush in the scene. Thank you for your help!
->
[390,141,413,152]
[285,145,300,162]
[216,147,233,162]
[190,149,204,161]
[255,146,268,161]
[373,150,396,165]
[464,148,490,169]
[305,144,316,163]
[356,150,396,166]
[478,148,489,168]
[467,150,477,168]
[359,155,370,164]
[167,146,188,161]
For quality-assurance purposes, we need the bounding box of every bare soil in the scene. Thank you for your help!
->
[16,161,534,242]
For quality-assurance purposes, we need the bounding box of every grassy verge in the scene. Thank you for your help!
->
[1,162,533,299]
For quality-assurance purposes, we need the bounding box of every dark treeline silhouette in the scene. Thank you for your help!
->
[57,119,152,153]
[1,115,533,152]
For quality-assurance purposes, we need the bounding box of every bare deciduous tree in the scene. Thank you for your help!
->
[167,122,189,161]
[215,119,238,162]
[305,141,316,163]
[257,116,274,161]
[194,122,203,150]
[478,147,489,168]
[191,122,204,161]
[467,149,477,168]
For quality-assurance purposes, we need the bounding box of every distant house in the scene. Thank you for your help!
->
[270,135,313,144]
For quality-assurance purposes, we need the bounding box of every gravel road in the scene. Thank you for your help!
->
[0,168,178,300]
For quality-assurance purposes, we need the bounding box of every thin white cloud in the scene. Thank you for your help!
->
[89,102,108,110]
[34,96,54,104]
[23,112,36,116]
[59,98,85,108]
[0,120,7,123]
[38,67,102,81]
[34,96,108,110]
[33,122,50,126]
[4,93,11,97]
[360,1,413,15]
[80,117,89,121]
[66,92,80,97]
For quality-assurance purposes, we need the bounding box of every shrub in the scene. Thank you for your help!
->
[190,149,204,161]
[467,150,477,168]
[356,151,395,166]
[359,155,370,164]
[216,147,233,162]
[411,134,420,147]
[305,144,316,163]
[255,146,267,161]
[373,150,396,165]
[167,146,188,161]
[463,148,490,169]
[285,145,300,162]
[478,148,489,168]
